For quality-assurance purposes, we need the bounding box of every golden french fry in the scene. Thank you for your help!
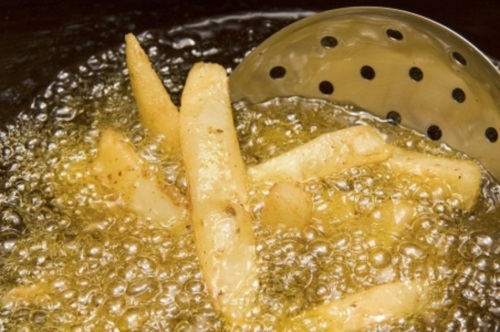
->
[261,183,312,230]
[247,126,394,183]
[283,279,425,332]
[385,147,482,210]
[125,33,181,155]
[179,62,258,323]
[92,128,187,232]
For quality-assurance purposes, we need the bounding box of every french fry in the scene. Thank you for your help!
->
[283,279,426,332]
[92,128,187,232]
[179,62,258,323]
[385,147,482,211]
[247,126,394,183]
[125,33,181,155]
[261,182,312,230]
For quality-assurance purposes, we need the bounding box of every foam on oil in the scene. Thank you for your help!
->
[0,13,499,332]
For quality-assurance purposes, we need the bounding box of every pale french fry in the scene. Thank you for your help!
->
[261,183,312,230]
[283,279,426,332]
[179,62,258,323]
[385,147,482,210]
[125,33,181,155]
[247,126,394,183]
[92,128,187,232]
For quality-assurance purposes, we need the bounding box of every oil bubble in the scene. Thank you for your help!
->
[399,242,425,260]
[0,208,26,234]
[368,248,391,268]
[108,281,127,298]
[104,297,127,316]
[126,278,159,302]
[116,307,148,331]
[183,279,205,294]
[30,310,48,325]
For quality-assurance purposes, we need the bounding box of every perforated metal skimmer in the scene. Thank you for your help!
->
[230,7,500,179]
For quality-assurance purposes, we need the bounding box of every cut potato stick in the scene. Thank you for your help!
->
[92,128,187,232]
[283,279,425,332]
[247,126,394,183]
[125,33,181,155]
[385,147,481,211]
[261,182,312,230]
[179,62,258,323]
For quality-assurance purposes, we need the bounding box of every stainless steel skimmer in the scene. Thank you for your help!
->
[230,7,500,180]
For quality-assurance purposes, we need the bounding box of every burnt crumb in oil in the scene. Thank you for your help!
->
[224,205,237,216]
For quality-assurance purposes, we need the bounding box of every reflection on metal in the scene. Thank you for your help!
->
[230,7,500,179]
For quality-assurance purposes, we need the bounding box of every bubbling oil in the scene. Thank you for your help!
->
[1,13,499,332]
[236,98,500,331]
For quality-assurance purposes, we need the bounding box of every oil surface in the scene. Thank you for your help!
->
[0,13,499,332]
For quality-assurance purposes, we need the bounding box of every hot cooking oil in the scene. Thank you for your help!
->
[0,13,499,332]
